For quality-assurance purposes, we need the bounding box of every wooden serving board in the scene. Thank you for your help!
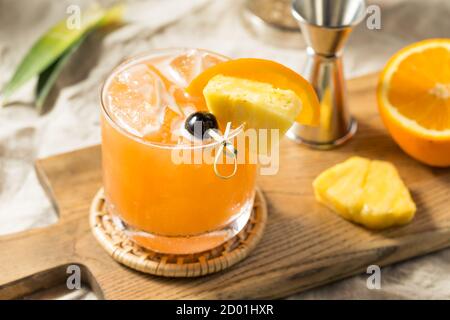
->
[1,73,450,299]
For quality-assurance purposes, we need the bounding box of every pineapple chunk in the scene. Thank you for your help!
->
[355,160,416,229]
[313,157,416,229]
[313,157,370,220]
[203,75,301,135]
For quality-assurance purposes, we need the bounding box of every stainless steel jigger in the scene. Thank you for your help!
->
[287,0,366,149]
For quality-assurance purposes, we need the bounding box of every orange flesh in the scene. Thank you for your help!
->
[378,39,450,167]
[102,50,256,245]
[388,47,450,131]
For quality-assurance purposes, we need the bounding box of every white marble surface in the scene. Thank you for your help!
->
[1,0,450,299]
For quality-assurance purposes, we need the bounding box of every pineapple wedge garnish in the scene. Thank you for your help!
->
[313,157,416,229]
[203,74,301,135]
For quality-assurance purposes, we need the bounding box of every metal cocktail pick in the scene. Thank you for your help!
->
[287,0,367,149]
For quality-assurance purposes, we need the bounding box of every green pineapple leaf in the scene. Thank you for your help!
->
[35,32,88,113]
[1,4,124,107]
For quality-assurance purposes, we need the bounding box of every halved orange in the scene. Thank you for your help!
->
[187,58,320,126]
[378,39,450,167]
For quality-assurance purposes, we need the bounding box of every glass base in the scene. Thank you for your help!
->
[286,119,358,150]
[110,197,255,255]
[241,2,305,49]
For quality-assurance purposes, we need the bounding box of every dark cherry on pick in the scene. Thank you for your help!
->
[185,111,219,139]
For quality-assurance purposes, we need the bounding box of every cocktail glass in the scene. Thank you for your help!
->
[100,49,257,255]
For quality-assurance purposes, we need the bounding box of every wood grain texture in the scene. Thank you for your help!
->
[0,73,449,299]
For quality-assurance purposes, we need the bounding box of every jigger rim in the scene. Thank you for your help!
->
[291,0,367,30]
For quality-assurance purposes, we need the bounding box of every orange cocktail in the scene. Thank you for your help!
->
[101,49,256,254]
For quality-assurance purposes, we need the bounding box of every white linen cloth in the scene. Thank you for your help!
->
[1,0,449,299]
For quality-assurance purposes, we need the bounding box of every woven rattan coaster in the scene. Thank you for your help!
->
[89,188,267,277]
